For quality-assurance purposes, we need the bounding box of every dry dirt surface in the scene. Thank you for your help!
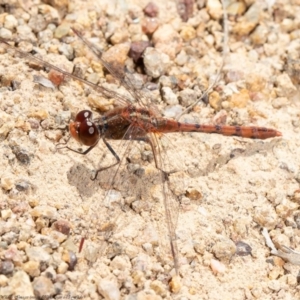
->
[0,0,300,299]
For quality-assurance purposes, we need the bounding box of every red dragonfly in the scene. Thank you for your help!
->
[0,29,281,283]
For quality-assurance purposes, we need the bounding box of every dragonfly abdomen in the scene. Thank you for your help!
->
[153,119,282,140]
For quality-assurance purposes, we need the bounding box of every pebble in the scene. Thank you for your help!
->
[281,18,296,33]
[235,241,252,256]
[129,41,150,63]
[180,25,196,41]
[210,259,226,274]
[273,256,285,267]
[1,209,12,220]
[53,281,63,294]
[178,88,198,107]
[253,206,278,229]
[83,242,102,263]
[0,27,12,39]
[38,4,61,24]
[161,87,178,105]
[0,220,12,235]
[175,50,188,66]
[4,15,18,30]
[125,245,139,259]
[41,228,67,243]
[0,261,14,275]
[209,91,222,110]
[101,43,130,70]
[27,109,49,120]
[226,1,246,17]
[233,3,261,35]
[9,271,34,297]
[97,278,120,300]
[142,242,154,255]
[15,180,31,192]
[178,0,194,21]
[268,266,282,280]
[4,246,22,265]
[58,43,74,60]
[159,75,178,88]
[61,238,77,253]
[52,219,71,235]
[42,266,56,281]
[141,17,159,35]
[233,218,250,238]
[31,205,57,220]
[150,280,168,297]
[16,24,36,41]
[292,190,300,204]
[276,201,298,218]
[31,233,60,249]
[275,73,297,98]
[131,253,151,272]
[38,28,54,43]
[212,239,236,261]
[272,97,289,109]
[228,89,250,108]
[143,47,170,78]
[62,250,77,271]
[25,247,51,265]
[169,275,182,294]
[131,270,146,287]
[14,148,31,165]
[268,279,281,292]
[32,276,56,298]
[152,24,182,60]
[206,0,223,20]
[110,28,129,45]
[57,262,69,274]
[0,111,15,141]
[185,188,202,201]
[87,94,114,112]
[286,274,297,287]
[28,14,47,33]
[0,274,8,286]
[23,261,40,277]
[55,274,67,284]
[250,24,269,45]
[143,2,159,17]
[54,23,70,39]
[110,256,131,271]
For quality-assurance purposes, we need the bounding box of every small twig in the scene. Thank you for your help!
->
[262,227,300,265]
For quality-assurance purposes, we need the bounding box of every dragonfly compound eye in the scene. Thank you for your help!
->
[75,110,93,123]
[69,111,100,146]
[78,119,100,146]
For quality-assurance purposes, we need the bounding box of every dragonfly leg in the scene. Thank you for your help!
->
[92,137,121,181]
[57,136,120,180]
[57,140,98,155]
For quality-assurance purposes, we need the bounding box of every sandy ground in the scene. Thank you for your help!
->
[0,0,300,299]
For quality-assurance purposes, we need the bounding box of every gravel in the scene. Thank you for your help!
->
[0,0,299,299]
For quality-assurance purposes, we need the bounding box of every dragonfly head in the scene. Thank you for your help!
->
[69,110,100,146]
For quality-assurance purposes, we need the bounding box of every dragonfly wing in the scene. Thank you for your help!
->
[0,37,133,107]
[72,28,154,109]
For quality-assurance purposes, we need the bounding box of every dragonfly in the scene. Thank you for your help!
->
[0,29,281,288]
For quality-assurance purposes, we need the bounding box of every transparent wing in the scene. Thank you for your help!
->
[0,37,133,107]
[72,28,153,108]
[65,123,184,275]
